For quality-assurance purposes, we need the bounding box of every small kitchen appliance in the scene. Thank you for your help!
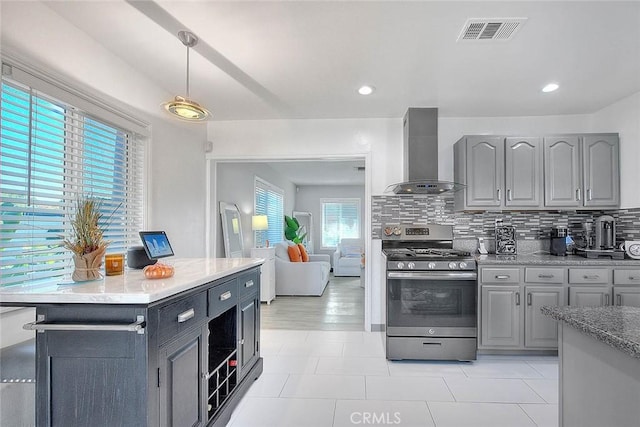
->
[382,224,477,361]
[621,241,640,260]
[550,226,570,256]
[575,215,625,259]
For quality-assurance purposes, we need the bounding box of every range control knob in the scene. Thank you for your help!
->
[459,262,468,269]
[428,262,436,270]
[407,262,416,270]
[448,262,458,270]
[397,262,405,269]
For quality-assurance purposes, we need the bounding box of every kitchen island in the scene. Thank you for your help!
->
[0,258,264,427]
[542,306,640,427]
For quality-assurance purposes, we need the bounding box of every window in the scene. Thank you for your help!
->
[1,65,146,287]
[254,177,284,247]
[321,198,360,248]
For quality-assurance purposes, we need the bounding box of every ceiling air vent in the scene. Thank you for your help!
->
[457,18,527,41]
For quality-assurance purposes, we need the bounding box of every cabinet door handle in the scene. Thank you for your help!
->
[507,189,512,201]
[495,275,510,280]
[587,189,592,201]
[244,280,254,288]
[538,274,554,279]
[617,294,622,306]
[604,294,610,306]
[527,293,532,306]
[219,291,232,301]
[515,292,521,306]
[583,275,600,280]
[576,188,581,201]
[497,189,501,200]
[239,339,245,345]
[177,308,195,323]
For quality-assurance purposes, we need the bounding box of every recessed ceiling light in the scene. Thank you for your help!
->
[542,83,559,93]
[358,85,375,96]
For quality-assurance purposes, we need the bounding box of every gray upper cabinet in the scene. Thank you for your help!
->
[505,137,543,207]
[583,135,619,207]
[544,136,581,207]
[455,136,504,209]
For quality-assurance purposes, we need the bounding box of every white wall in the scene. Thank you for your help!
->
[589,91,640,209]
[295,185,366,261]
[215,162,297,257]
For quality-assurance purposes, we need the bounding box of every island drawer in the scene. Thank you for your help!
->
[481,268,520,284]
[525,268,565,284]
[238,270,259,298]
[614,269,640,285]
[208,278,238,318]
[158,290,207,345]
[569,268,610,284]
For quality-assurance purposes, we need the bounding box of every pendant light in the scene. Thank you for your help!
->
[163,30,210,121]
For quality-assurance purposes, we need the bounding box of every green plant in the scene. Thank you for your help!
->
[284,215,307,244]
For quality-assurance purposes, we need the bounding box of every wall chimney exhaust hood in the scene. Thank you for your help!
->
[387,107,464,195]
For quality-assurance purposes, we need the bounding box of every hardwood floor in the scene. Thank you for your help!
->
[261,274,364,331]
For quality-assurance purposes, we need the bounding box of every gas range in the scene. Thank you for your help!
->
[382,224,476,271]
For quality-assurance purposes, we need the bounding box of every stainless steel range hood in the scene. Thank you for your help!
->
[388,108,463,195]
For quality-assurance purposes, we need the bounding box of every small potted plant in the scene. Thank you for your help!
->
[63,196,110,282]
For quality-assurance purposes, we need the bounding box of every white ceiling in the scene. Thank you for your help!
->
[8,1,640,120]
[267,160,366,186]
[4,1,640,121]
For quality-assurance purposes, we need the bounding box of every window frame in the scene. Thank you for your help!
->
[253,176,285,248]
[320,198,361,250]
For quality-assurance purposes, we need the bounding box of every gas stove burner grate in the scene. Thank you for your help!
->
[412,248,471,258]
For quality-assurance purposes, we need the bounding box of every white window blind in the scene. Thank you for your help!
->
[1,75,145,287]
[321,198,361,248]
[254,177,284,247]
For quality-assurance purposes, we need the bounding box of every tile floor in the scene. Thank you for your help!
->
[227,330,559,427]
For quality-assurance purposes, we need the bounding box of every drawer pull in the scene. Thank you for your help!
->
[219,291,232,301]
[177,308,195,323]
[617,294,622,306]
[244,280,254,288]
[629,276,639,281]
[495,275,510,280]
[422,342,442,346]
[538,274,554,279]
[583,275,600,280]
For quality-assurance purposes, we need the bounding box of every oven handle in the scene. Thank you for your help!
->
[387,272,478,281]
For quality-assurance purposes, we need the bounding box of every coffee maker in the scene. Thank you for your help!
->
[550,226,569,256]
[594,215,616,250]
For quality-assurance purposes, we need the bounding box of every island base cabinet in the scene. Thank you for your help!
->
[559,325,640,427]
[35,306,148,427]
[159,325,207,427]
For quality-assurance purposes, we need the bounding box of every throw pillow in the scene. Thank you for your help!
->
[287,245,302,262]
[298,244,309,262]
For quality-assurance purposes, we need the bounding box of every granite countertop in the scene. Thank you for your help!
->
[0,258,263,305]
[541,305,640,359]
[476,253,640,266]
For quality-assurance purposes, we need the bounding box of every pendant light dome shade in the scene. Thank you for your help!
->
[163,31,210,121]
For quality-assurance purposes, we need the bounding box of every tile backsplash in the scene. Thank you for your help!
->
[371,195,640,242]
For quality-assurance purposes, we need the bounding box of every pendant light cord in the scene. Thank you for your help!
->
[185,45,190,99]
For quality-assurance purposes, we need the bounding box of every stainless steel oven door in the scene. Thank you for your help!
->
[386,271,477,337]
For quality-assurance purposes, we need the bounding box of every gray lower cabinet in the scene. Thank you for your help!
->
[568,285,612,307]
[613,287,640,307]
[481,285,521,347]
[524,286,566,348]
[159,325,207,427]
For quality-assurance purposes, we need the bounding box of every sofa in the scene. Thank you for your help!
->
[274,242,331,296]
[332,238,363,276]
